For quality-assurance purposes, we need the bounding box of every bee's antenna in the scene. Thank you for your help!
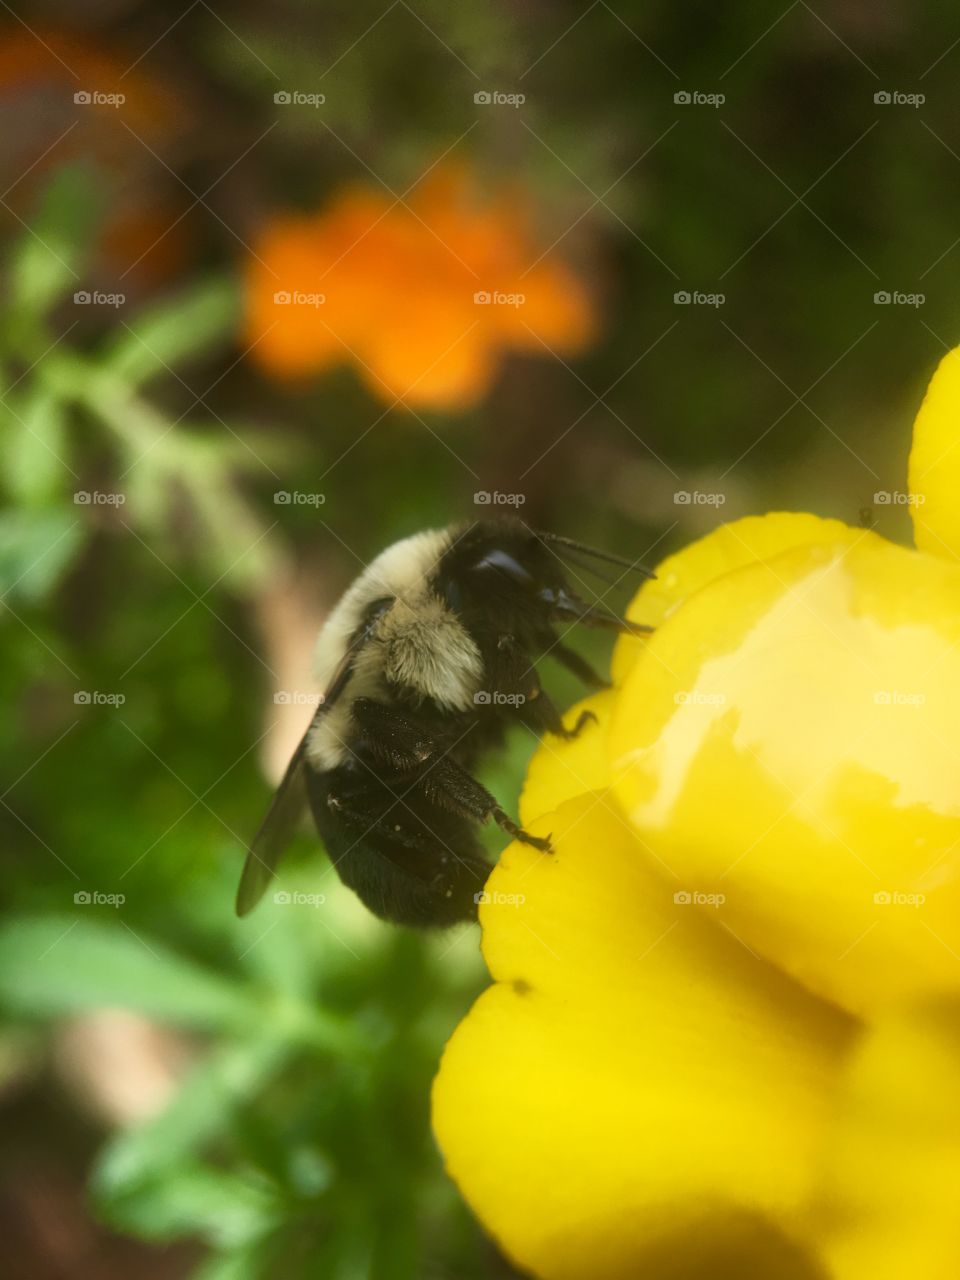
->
[550,546,620,586]
[535,531,656,580]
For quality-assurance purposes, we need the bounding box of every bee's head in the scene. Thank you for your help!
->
[435,519,652,642]
[436,520,576,639]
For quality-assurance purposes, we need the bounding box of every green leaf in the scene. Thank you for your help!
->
[10,165,101,315]
[0,508,83,602]
[235,893,317,1001]
[190,1246,269,1280]
[2,387,70,505]
[0,915,258,1029]
[97,1158,280,1247]
[95,1036,292,1188]
[103,278,239,386]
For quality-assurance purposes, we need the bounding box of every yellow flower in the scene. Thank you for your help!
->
[432,348,960,1278]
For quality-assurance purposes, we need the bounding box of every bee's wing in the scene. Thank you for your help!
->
[235,732,310,916]
[235,639,363,917]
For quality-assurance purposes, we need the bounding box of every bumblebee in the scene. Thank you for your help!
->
[236,520,650,926]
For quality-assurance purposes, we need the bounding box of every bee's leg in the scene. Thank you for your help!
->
[487,635,598,747]
[418,755,553,853]
[350,697,439,771]
[350,698,552,852]
[544,639,609,691]
[491,807,553,853]
[323,788,436,851]
[521,687,598,742]
[314,769,486,873]
[493,632,606,705]
[487,632,541,704]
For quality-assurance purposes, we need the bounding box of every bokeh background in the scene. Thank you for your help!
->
[1,2,957,1277]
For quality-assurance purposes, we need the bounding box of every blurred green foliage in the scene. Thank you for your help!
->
[1,1,958,1277]
[0,166,515,1276]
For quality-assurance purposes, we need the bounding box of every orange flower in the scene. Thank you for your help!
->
[244,165,597,411]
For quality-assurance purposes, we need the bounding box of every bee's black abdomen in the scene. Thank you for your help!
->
[304,763,489,928]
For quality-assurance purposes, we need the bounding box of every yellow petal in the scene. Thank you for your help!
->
[612,513,854,685]
[519,689,614,826]
[813,1000,960,1280]
[433,795,854,1280]
[610,531,960,1017]
[908,346,960,561]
